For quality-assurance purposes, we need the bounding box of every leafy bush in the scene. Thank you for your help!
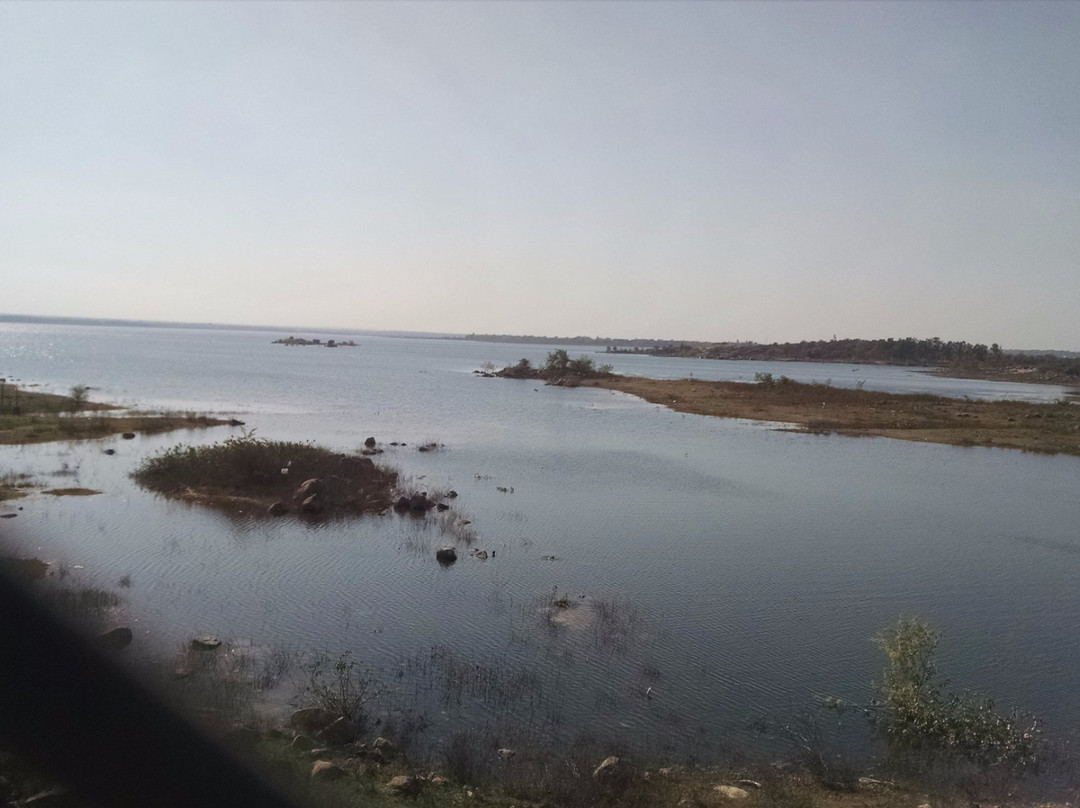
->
[870,618,1044,775]
[68,384,90,413]
[543,349,571,375]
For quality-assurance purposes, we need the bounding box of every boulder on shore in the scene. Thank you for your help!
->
[295,478,325,500]
[318,716,358,746]
[593,756,620,779]
[714,786,750,800]
[289,707,337,734]
[372,736,398,757]
[311,760,348,782]
[386,775,424,795]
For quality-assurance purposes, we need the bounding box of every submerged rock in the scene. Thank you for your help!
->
[190,635,222,650]
[435,546,457,564]
[97,627,133,651]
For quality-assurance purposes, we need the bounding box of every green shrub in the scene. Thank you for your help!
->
[871,618,1044,775]
[543,349,571,375]
[68,384,90,413]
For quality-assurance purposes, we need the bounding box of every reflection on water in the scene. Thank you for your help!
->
[1,323,1079,758]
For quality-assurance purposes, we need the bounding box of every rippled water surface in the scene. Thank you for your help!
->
[2,322,1079,758]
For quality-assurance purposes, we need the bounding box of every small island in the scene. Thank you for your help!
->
[272,336,357,347]
[131,436,399,517]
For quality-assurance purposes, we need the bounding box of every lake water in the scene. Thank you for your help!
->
[2,321,1079,764]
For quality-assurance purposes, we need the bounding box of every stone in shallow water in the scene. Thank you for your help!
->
[97,626,133,651]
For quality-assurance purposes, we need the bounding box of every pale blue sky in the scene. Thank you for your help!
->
[2,1,1078,348]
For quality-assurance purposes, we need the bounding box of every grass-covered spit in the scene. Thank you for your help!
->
[131,436,398,517]
[0,380,232,445]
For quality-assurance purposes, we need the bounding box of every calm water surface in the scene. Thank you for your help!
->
[1,322,1078,759]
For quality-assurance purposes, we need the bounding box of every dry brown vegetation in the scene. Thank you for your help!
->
[581,375,1080,456]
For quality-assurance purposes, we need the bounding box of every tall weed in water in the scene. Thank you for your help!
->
[300,651,382,725]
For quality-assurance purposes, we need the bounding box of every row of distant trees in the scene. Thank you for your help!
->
[645,337,1079,377]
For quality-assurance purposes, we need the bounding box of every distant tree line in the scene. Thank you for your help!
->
[643,337,1080,380]
[463,333,688,349]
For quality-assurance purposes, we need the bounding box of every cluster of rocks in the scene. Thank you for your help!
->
[392,488,456,515]
[264,451,395,517]
[393,492,438,514]
[285,707,426,787]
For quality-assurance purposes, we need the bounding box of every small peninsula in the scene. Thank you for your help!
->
[585,375,1080,456]
[490,354,1080,457]
[0,381,234,446]
[467,333,1080,387]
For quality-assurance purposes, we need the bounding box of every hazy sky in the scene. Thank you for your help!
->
[2,2,1078,348]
